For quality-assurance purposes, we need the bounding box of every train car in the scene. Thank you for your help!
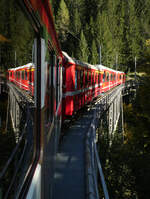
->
[8,52,125,121]
[96,65,125,92]
[8,63,35,95]
[8,68,15,82]
[6,0,125,195]
[5,0,63,199]
[62,52,125,119]
[62,52,98,117]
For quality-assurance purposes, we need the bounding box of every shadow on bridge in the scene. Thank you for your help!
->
[0,80,137,199]
[52,84,128,199]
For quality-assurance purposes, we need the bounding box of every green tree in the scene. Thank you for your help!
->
[77,30,89,62]
[91,39,98,64]
[71,7,81,36]
[95,12,103,48]
[128,0,142,63]
[55,0,70,46]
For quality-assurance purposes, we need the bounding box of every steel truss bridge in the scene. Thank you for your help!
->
[0,80,137,199]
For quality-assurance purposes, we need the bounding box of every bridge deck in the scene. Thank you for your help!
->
[52,106,96,199]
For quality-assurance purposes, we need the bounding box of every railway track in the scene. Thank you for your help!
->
[7,82,34,105]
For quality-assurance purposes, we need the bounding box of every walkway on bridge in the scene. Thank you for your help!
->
[52,104,97,199]
[52,84,125,199]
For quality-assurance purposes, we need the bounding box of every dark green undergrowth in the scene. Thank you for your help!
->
[99,70,150,199]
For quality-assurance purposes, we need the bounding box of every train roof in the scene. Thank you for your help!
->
[63,52,124,74]
[8,63,34,71]
[95,64,124,74]
[62,51,98,70]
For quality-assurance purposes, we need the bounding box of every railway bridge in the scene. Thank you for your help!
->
[0,80,137,199]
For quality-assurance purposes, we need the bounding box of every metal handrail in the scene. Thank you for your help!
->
[85,85,124,199]
[94,136,110,199]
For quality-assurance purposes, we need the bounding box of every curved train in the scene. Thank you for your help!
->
[6,0,125,198]
[8,52,125,119]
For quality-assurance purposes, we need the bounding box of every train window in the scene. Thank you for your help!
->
[80,70,83,88]
[98,73,100,83]
[29,71,32,82]
[107,73,109,82]
[22,71,24,80]
[85,71,88,86]
[25,71,28,80]
[89,72,91,84]
[1,2,36,197]
[111,73,113,81]
[95,73,98,83]
[32,71,34,82]
[92,72,94,84]
[114,74,116,81]
[78,70,80,89]
[56,59,60,107]
[75,70,77,89]
[103,71,106,82]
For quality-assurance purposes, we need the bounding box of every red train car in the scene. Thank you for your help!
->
[8,63,35,95]
[62,52,125,118]
[8,52,125,119]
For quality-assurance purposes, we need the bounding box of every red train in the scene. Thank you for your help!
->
[8,63,35,95]
[8,52,125,119]
[62,52,125,118]
[6,0,126,198]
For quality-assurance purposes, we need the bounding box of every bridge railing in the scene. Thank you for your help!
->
[85,100,110,199]
[0,105,34,199]
[85,84,124,199]
[123,80,138,96]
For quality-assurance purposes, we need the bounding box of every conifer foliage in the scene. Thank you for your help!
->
[52,0,149,71]
[55,0,70,47]
[0,0,149,71]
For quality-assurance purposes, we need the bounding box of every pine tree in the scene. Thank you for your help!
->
[77,30,89,62]
[95,12,103,48]
[71,7,81,36]
[91,39,98,64]
[55,0,70,46]
[127,0,143,69]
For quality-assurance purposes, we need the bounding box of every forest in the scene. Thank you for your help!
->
[51,0,150,72]
[50,1,150,198]
[0,0,150,198]
[0,0,150,72]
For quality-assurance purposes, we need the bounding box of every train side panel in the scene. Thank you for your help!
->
[62,61,75,117]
